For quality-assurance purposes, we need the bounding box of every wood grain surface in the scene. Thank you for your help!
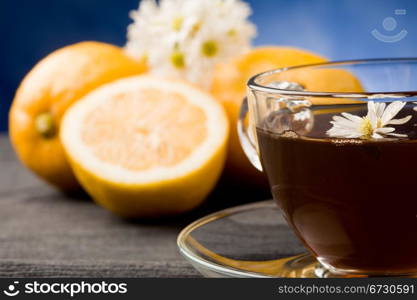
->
[0,134,279,277]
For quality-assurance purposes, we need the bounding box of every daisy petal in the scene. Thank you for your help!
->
[375,127,395,134]
[374,102,386,118]
[381,101,406,125]
[367,101,378,128]
[372,132,384,139]
[326,127,362,138]
[386,132,408,138]
[341,112,363,122]
[331,116,359,129]
[386,115,412,125]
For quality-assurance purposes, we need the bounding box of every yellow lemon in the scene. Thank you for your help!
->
[9,41,147,191]
[61,75,229,218]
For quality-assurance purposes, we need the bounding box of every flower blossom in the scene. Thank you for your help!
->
[327,101,411,139]
[125,0,256,88]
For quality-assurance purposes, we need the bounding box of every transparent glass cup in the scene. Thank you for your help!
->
[238,58,417,276]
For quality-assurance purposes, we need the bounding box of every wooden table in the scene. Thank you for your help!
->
[0,134,270,277]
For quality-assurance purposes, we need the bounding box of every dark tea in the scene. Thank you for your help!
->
[257,105,417,274]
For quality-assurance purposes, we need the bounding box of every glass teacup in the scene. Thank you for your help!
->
[238,58,417,276]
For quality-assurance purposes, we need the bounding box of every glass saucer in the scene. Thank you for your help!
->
[177,200,342,278]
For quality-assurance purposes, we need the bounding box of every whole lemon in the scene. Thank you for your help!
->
[9,41,147,191]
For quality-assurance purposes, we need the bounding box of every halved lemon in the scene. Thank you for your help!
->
[61,76,229,218]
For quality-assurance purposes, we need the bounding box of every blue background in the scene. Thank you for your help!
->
[1,0,416,132]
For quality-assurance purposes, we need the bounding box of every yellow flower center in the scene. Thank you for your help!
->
[227,29,237,36]
[170,51,185,69]
[201,40,218,57]
[360,117,374,139]
[172,16,183,31]
[191,22,201,36]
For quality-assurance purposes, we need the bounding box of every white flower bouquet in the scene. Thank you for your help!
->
[125,0,256,88]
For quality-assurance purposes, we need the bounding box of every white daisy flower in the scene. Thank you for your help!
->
[326,101,412,139]
[125,0,256,89]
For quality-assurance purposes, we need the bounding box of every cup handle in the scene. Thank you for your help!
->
[237,97,263,172]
